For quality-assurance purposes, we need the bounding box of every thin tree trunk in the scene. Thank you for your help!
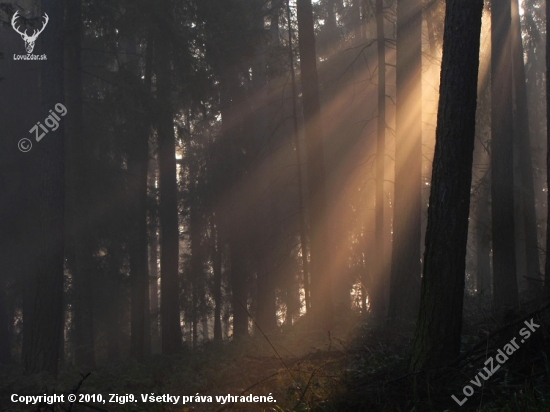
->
[156,1,182,354]
[0,284,9,364]
[372,0,386,320]
[296,0,333,328]
[65,0,95,369]
[476,172,492,296]
[546,0,550,295]
[286,0,311,314]
[148,154,160,352]
[491,0,519,310]
[389,0,423,322]
[511,0,540,292]
[212,217,223,343]
[410,0,484,371]
[126,35,151,361]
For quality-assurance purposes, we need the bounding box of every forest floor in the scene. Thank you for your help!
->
[2,298,550,411]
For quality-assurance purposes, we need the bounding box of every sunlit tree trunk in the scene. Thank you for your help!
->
[411,0,484,371]
[389,0,422,322]
[156,1,182,354]
[296,0,333,328]
[491,0,519,310]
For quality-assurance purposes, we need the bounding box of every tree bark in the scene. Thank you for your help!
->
[475,172,492,296]
[491,0,519,310]
[546,0,550,295]
[287,0,311,314]
[296,0,333,328]
[511,0,540,292]
[65,0,95,370]
[212,217,223,343]
[156,1,182,354]
[410,0,483,371]
[23,0,65,376]
[389,0,423,322]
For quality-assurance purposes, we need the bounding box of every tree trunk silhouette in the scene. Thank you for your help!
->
[545,0,550,295]
[23,0,65,376]
[491,0,519,310]
[371,0,386,320]
[65,0,95,370]
[511,0,540,292]
[411,0,484,371]
[156,1,182,354]
[287,0,311,314]
[296,0,333,328]
[389,0,423,322]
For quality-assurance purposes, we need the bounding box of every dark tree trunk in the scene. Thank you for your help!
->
[476,172,492,296]
[0,284,9,364]
[287,0,311,314]
[212,218,223,343]
[230,242,249,338]
[546,0,550,295]
[188,170,204,349]
[511,0,540,292]
[371,0,386,320]
[251,32,277,333]
[296,0,333,328]
[128,108,150,361]
[106,244,122,361]
[410,0,483,371]
[351,0,361,42]
[491,0,519,310]
[65,0,95,370]
[156,2,182,354]
[23,0,65,376]
[148,157,160,351]
[128,34,152,360]
[389,0,423,322]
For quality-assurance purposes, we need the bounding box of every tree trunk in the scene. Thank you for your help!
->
[296,0,333,328]
[156,2,182,354]
[491,0,519,310]
[389,0,423,322]
[476,172,492,296]
[148,156,160,352]
[23,0,65,376]
[286,0,311,314]
[410,0,484,371]
[126,34,151,361]
[212,217,223,343]
[230,242,249,338]
[371,0,387,320]
[0,283,9,364]
[511,0,540,292]
[65,0,95,370]
[546,0,550,295]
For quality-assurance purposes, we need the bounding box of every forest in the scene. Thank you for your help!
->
[1,0,550,410]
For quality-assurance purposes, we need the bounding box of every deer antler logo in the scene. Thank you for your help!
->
[11,11,49,54]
